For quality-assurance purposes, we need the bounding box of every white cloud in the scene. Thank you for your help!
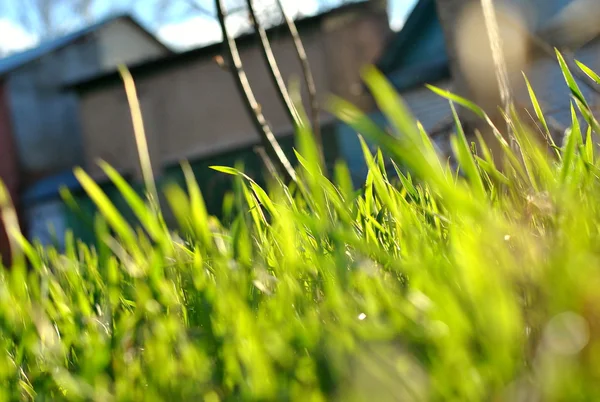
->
[280,0,320,17]
[157,13,253,51]
[157,0,321,51]
[390,15,405,31]
[0,19,38,55]
[389,0,414,31]
[157,17,221,51]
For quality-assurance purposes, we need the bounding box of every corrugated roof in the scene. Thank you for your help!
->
[0,14,170,77]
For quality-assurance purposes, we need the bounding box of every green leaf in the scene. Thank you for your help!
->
[249,181,277,218]
[449,101,486,199]
[561,103,581,184]
[334,161,355,204]
[427,85,485,119]
[391,160,418,199]
[100,161,162,241]
[556,49,589,108]
[585,125,594,165]
[164,184,193,234]
[210,165,246,177]
[523,73,558,155]
[576,60,600,85]
[427,84,527,181]
[182,161,212,247]
[348,68,447,191]
[74,167,137,247]
[358,136,398,217]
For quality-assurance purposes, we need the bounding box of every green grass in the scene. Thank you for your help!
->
[1,55,600,401]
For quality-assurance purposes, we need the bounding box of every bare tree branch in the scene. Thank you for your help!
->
[253,145,279,181]
[274,0,324,163]
[215,0,298,184]
[246,0,302,128]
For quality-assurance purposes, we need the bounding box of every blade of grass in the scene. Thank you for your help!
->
[449,102,486,199]
[74,167,137,248]
[100,161,162,242]
[428,84,528,181]
[576,60,600,85]
[556,49,589,108]
[0,181,24,269]
[523,73,559,157]
[181,161,212,248]
[118,65,158,204]
[560,104,581,185]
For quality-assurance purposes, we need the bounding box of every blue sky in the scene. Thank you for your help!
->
[0,0,417,53]
[154,0,417,50]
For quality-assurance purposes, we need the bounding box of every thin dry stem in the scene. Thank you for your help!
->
[215,0,298,184]
[274,0,324,163]
[480,0,516,150]
[246,0,302,128]
[118,65,159,205]
[0,182,23,267]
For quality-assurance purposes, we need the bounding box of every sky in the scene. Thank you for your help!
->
[0,18,37,54]
[156,0,416,50]
[0,0,417,55]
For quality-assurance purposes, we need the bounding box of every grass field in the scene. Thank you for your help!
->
[1,55,600,401]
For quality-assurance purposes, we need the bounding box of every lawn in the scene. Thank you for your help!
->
[0,56,600,401]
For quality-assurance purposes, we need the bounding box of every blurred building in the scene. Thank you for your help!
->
[67,1,389,181]
[0,14,171,263]
[339,0,600,174]
[0,1,391,254]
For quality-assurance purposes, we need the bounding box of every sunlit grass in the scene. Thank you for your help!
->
[0,53,600,401]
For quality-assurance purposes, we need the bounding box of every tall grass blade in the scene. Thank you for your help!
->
[560,104,582,185]
[523,73,558,156]
[100,161,162,241]
[181,161,212,248]
[74,167,137,248]
[576,60,600,86]
[0,181,23,268]
[556,50,589,108]
[118,65,159,204]
[449,102,486,199]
